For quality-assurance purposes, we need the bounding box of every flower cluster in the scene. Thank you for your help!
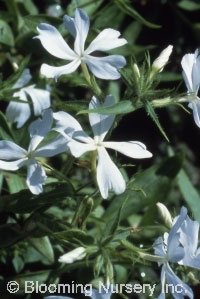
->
[153,206,200,299]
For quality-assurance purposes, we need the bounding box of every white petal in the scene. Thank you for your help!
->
[181,50,200,93]
[0,140,27,160]
[97,147,125,199]
[13,69,32,89]
[165,263,194,299]
[74,8,90,55]
[89,95,115,142]
[153,236,166,257]
[28,108,53,152]
[157,265,166,299]
[53,111,92,143]
[6,90,31,128]
[64,15,76,37]
[103,141,153,159]
[167,232,184,263]
[34,23,76,60]
[26,159,46,194]
[35,135,69,157]
[58,247,86,264]
[24,87,51,116]
[189,100,200,128]
[40,59,81,80]
[85,28,127,54]
[0,158,27,170]
[67,139,96,158]
[85,55,126,80]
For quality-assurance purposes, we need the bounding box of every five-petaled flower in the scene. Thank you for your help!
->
[53,95,152,199]
[6,69,51,128]
[181,49,200,128]
[0,109,68,194]
[153,207,194,299]
[34,8,127,80]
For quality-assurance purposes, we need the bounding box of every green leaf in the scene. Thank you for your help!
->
[29,236,54,264]
[0,20,14,46]
[4,173,26,193]
[0,111,15,141]
[177,169,200,222]
[23,0,38,15]
[177,0,200,11]
[53,100,89,113]
[0,224,26,248]
[143,99,169,141]
[68,0,103,15]
[114,0,161,29]
[55,229,94,246]
[103,154,184,224]
[24,15,62,33]
[0,182,74,214]
[78,100,135,115]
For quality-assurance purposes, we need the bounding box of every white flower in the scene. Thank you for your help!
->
[178,214,200,270]
[153,207,194,299]
[156,202,173,229]
[152,45,173,73]
[34,8,127,80]
[58,247,86,264]
[53,95,152,199]
[181,49,200,128]
[6,69,51,128]
[0,109,68,194]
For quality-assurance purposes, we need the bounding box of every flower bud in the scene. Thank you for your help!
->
[156,202,173,228]
[152,45,173,73]
[58,247,86,264]
[132,63,140,80]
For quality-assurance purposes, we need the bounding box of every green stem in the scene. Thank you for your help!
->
[81,62,92,86]
[90,150,97,186]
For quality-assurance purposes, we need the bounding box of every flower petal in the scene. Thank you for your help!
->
[181,49,200,93]
[85,55,126,80]
[74,8,90,55]
[0,140,27,160]
[40,59,81,80]
[85,28,127,54]
[188,100,200,128]
[0,158,27,171]
[13,69,32,89]
[6,90,31,128]
[53,111,92,143]
[153,236,166,257]
[28,108,53,152]
[34,23,76,60]
[26,159,46,194]
[35,135,69,157]
[58,247,86,264]
[89,95,115,142]
[103,141,153,159]
[64,14,76,37]
[24,86,51,116]
[167,232,185,263]
[97,146,125,199]
[67,139,96,158]
[164,263,194,299]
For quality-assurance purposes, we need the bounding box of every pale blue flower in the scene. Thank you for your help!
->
[6,69,51,128]
[179,214,200,270]
[34,8,127,80]
[181,49,200,128]
[153,207,194,299]
[0,109,68,194]
[53,95,152,199]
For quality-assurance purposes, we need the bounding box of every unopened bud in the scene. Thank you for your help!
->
[157,202,173,228]
[152,45,173,73]
[133,63,140,80]
[58,247,86,264]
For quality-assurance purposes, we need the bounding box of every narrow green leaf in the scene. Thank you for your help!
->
[0,111,15,141]
[177,0,200,11]
[4,173,26,193]
[78,100,135,115]
[143,99,169,141]
[55,229,94,245]
[0,20,14,46]
[177,169,200,222]
[114,0,161,29]
[53,100,88,113]
[1,182,74,214]
[29,236,54,264]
